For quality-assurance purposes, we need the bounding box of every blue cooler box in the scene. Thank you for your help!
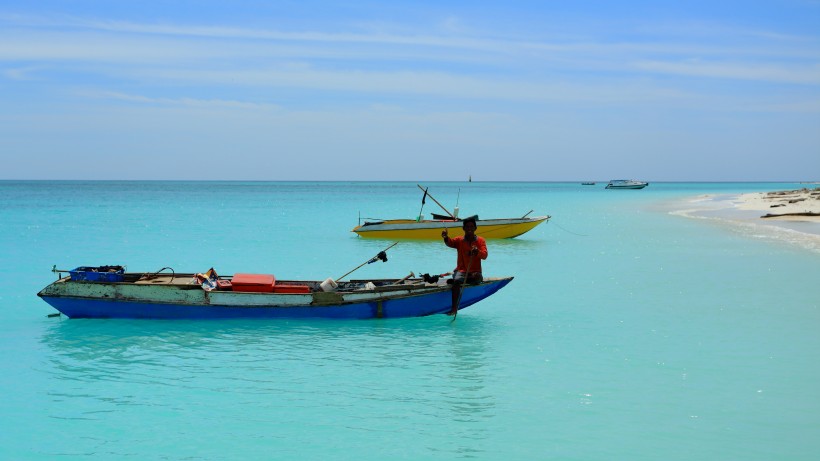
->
[69,266,125,282]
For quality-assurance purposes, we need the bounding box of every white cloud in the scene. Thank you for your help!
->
[74,90,280,110]
[635,60,820,85]
[3,12,819,72]
[2,65,41,80]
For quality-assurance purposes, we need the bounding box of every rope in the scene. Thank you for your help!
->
[552,220,588,237]
[144,266,175,281]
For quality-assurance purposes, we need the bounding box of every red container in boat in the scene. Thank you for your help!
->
[216,280,232,291]
[231,274,276,293]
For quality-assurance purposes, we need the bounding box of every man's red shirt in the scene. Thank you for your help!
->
[445,235,488,274]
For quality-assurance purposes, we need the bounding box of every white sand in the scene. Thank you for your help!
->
[733,187,820,221]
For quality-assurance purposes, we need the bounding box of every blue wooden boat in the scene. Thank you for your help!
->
[37,266,513,319]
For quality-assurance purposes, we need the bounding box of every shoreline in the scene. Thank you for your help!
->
[668,187,820,253]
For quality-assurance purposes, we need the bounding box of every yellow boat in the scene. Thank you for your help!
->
[354,184,550,239]
[352,215,550,240]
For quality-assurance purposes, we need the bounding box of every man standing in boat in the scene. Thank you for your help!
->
[441,216,488,316]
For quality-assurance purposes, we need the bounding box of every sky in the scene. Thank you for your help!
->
[1,0,819,181]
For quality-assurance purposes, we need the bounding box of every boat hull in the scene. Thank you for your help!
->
[605,184,648,189]
[38,276,513,319]
[352,216,549,239]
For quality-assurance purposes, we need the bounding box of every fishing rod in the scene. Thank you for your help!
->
[336,242,398,282]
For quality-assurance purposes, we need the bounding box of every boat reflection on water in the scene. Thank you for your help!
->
[38,315,500,457]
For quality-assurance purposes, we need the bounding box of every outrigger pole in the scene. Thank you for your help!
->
[416,184,456,219]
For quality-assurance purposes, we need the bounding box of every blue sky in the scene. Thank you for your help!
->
[1,1,818,181]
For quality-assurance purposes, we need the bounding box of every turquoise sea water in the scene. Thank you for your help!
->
[1,181,818,460]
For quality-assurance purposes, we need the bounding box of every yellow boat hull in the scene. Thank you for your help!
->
[352,216,550,240]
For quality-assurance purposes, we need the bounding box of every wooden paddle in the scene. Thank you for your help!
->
[451,248,475,321]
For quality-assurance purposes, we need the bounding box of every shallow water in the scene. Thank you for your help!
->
[1,181,818,460]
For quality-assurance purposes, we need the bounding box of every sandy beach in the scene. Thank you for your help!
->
[668,186,820,251]
[733,187,820,221]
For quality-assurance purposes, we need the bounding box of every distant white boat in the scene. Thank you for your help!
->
[605,179,649,189]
